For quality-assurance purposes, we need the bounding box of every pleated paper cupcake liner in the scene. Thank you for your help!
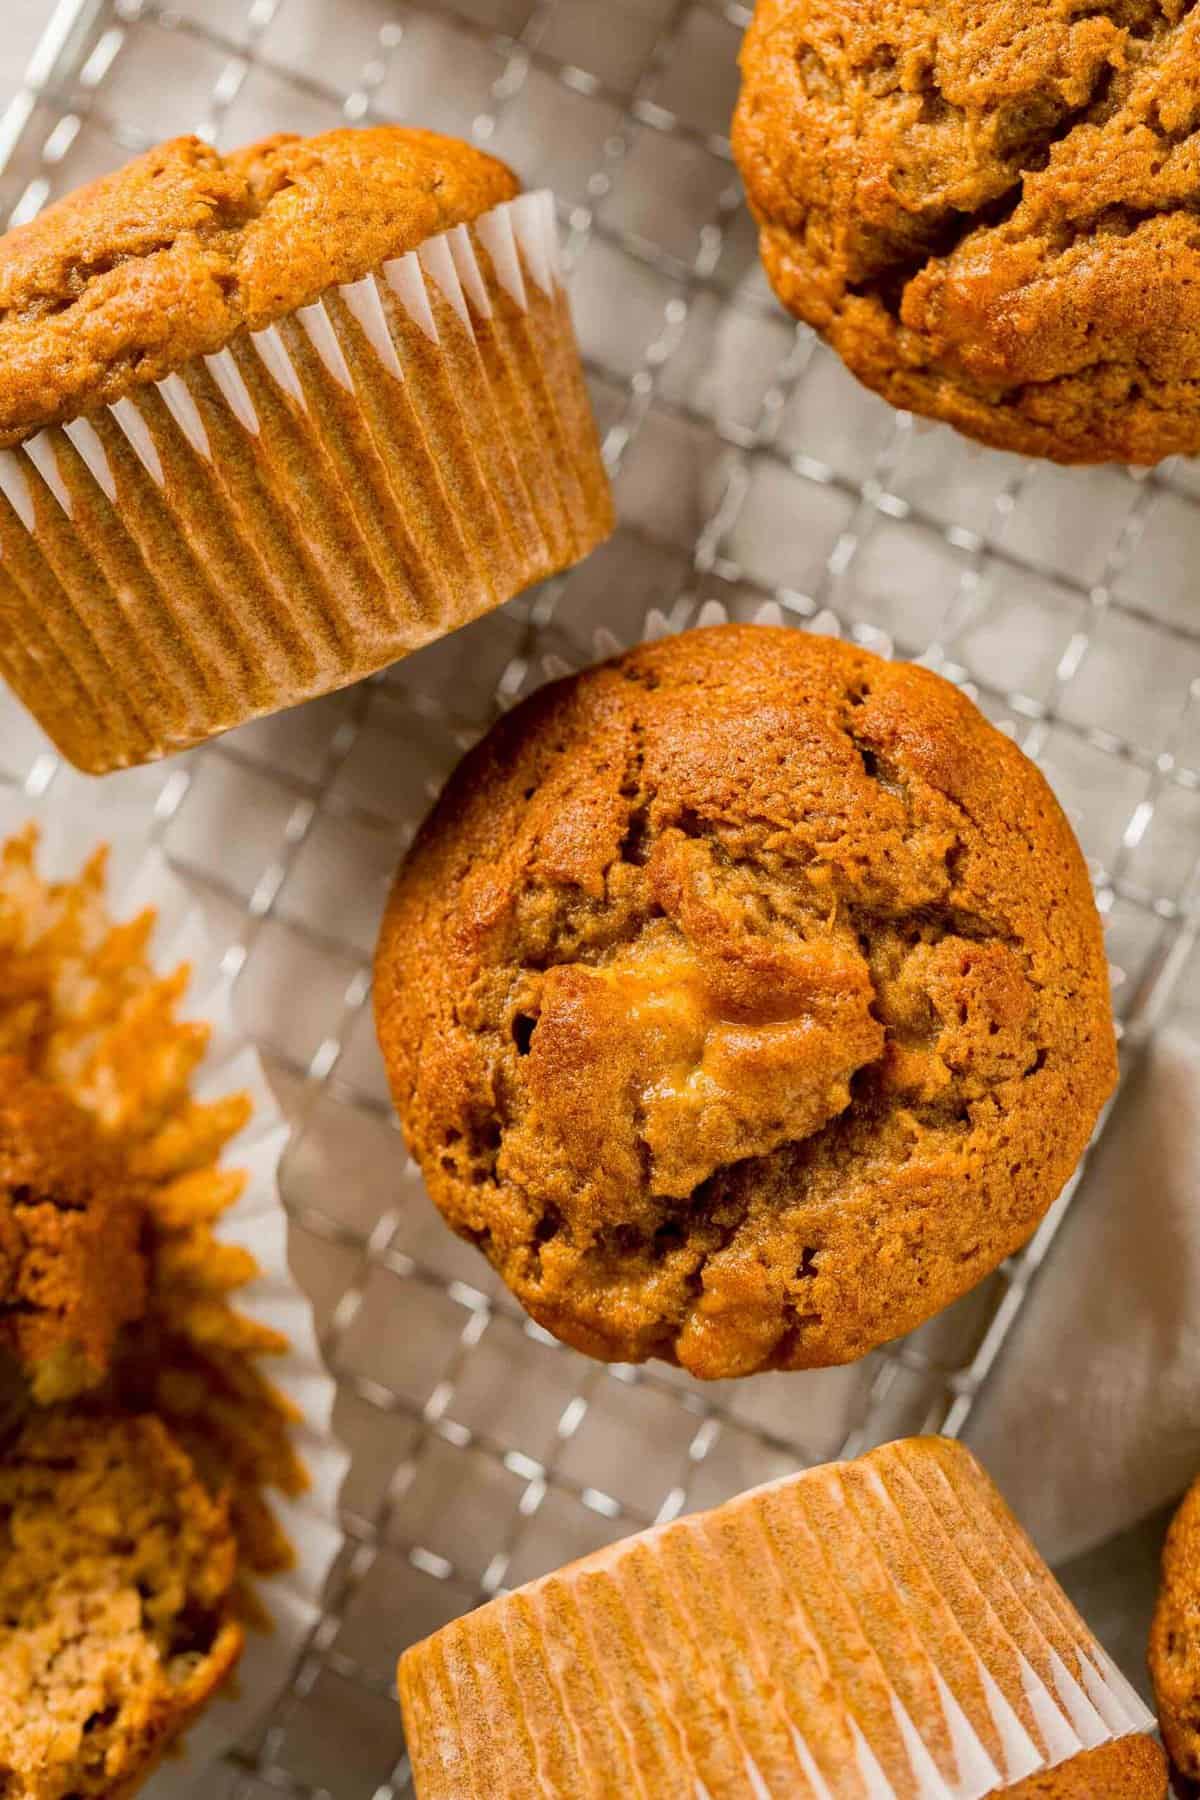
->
[0,781,348,1797]
[400,1440,1156,1800]
[0,189,613,774]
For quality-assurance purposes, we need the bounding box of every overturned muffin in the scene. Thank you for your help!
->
[401,1437,1164,1798]
[0,1411,242,1800]
[734,0,1200,465]
[0,1059,146,1405]
[375,624,1117,1379]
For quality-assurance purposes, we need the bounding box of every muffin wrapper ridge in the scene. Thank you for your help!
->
[400,1444,1155,1800]
[0,782,348,1799]
[0,190,614,773]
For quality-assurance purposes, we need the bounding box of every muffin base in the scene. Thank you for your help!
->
[400,1438,1158,1800]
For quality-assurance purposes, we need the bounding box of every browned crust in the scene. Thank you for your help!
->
[1151,1474,1200,1783]
[733,0,1200,465]
[0,127,519,447]
[375,624,1116,1379]
[1008,1737,1168,1797]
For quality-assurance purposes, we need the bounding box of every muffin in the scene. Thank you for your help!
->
[1149,1473,1200,1785]
[733,0,1200,465]
[374,624,1116,1379]
[0,822,305,1589]
[400,1436,1165,1798]
[0,127,613,772]
[0,1410,242,1800]
[0,1058,146,1404]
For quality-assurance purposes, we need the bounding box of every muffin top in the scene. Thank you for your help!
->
[0,1058,146,1405]
[375,625,1117,1378]
[0,126,519,448]
[733,0,1200,464]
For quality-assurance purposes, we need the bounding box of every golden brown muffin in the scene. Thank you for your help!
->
[0,130,517,447]
[0,1411,242,1800]
[0,824,305,1593]
[733,0,1200,465]
[1149,1473,1200,1785]
[400,1437,1164,1799]
[0,1058,146,1405]
[0,129,612,771]
[375,624,1116,1379]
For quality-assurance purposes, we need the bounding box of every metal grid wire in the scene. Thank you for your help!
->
[3,1,1200,1794]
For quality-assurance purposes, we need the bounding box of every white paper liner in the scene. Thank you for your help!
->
[400,1441,1156,1799]
[0,189,611,774]
[0,774,349,1797]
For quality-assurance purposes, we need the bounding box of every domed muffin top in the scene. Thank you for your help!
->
[0,127,519,447]
[375,625,1117,1379]
[734,0,1200,464]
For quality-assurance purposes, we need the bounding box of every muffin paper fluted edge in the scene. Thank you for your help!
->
[0,189,614,774]
[0,780,349,1798]
[398,1439,1158,1800]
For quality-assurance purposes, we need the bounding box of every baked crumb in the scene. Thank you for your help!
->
[0,1058,147,1404]
[0,1411,242,1800]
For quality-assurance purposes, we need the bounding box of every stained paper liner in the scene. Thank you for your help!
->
[399,1438,1158,1800]
[0,190,614,774]
[0,781,348,1797]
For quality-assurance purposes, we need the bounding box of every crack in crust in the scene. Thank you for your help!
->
[375,625,1117,1379]
[734,0,1200,464]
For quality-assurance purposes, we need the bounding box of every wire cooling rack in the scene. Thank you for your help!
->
[3,2,1200,1794]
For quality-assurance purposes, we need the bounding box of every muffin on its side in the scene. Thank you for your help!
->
[0,127,612,772]
[733,0,1200,465]
[400,1437,1165,1798]
[0,1411,242,1800]
[0,1058,146,1404]
[375,624,1116,1379]
[1150,1474,1200,1786]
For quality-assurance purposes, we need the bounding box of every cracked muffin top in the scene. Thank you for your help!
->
[0,1059,147,1406]
[375,624,1117,1379]
[734,0,1200,465]
[0,126,518,448]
